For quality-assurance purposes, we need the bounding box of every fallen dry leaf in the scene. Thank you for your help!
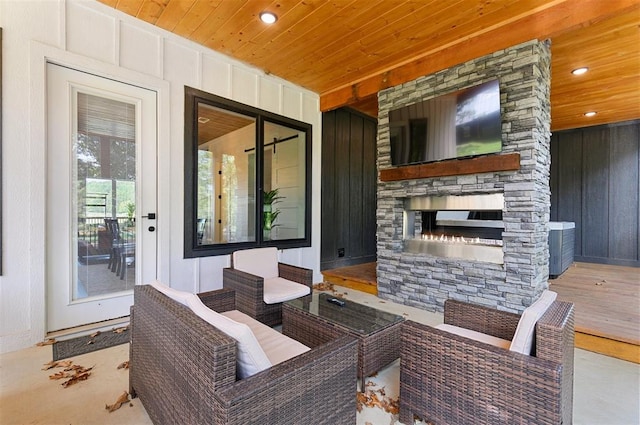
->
[36,339,56,347]
[57,364,94,387]
[42,360,73,370]
[49,371,72,380]
[112,326,129,334]
[61,370,91,388]
[89,331,101,339]
[357,381,400,416]
[106,391,130,412]
[313,282,335,292]
[117,361,129,370]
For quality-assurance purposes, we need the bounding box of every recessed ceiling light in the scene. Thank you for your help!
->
[198,117,210,124]
[584,111,597,117]
[260,12,277,24]
[572,67,589,75]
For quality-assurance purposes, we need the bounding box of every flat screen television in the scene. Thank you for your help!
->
[389,79,502,166]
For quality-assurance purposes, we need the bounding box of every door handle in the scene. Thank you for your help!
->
[142,213,156,220]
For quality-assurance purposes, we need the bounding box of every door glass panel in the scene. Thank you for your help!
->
[263,121,306,241]
[73,92,136,300]
[197,103,257,244]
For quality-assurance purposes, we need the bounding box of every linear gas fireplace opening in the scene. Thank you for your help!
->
[403,194,505,264]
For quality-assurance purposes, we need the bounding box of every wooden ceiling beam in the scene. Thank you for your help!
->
[319,0,639,112]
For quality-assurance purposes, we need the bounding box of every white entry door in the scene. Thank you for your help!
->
[46,63,157,332]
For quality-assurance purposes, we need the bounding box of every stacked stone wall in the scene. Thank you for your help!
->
[376,40,552,313]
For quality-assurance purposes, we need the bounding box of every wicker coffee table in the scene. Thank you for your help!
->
[282,292,404,391]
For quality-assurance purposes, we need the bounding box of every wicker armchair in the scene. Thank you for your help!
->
[130,285,358,425]
[223,248,312,326]
[399,298,575,425]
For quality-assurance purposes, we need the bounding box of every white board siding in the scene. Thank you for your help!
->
[0,0,321,353]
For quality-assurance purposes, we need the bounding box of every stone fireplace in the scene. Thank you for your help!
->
[403,193,504,264]
[376,40,551,313]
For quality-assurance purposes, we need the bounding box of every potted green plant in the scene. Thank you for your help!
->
[124,201,135,227]
[263,189,284,239]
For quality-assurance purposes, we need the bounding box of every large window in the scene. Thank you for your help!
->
[184,87,312,257]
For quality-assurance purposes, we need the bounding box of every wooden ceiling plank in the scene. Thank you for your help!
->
[302,1,567,91]
[190,0,249,45]
[100,0,118,8]
[154,0,197,32]
[303,0,547,90]
[229,0,341,60]
[137,0,170,25]
[285,0,439,80]
[206,0,282,55]
[552,14,640,54]
[171,0,224,39]
[235,0,361,66]
[308,0,583,92]
[114,0,145,17]
[220,0,336,59]
[552,76,640,103]
[256,0,404,84]
[320,0,639,111]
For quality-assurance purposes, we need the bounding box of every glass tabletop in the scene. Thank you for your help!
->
[284,292,404,335]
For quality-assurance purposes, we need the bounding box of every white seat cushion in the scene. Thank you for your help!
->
[436,324,511,349]
[149,280,192,305]
[509,290,558,355]
[263,277,311,304]
[223,310,310,365]
[233,247,279,279]
[185,294,272,379]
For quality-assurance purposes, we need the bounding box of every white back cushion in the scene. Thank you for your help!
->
[263,277,311,304]
[509,290,558,355]
[223,310,310,365]
[436,324,511,350]
[232,247,279,280]
[186,294,272,379]
[149,280,192,305]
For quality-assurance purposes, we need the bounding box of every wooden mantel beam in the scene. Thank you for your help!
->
[319,0,639,112]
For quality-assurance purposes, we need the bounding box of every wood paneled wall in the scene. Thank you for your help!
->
[550,120,640,266]
[321,108,377,270]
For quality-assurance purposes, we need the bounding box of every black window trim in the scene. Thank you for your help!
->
[184,86,312,258]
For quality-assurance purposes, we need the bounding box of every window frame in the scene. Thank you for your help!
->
[183,86,312,257]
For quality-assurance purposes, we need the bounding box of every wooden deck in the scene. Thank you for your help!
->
[321,261,639,363]
[550,262,639,363]
[322,262,378,295]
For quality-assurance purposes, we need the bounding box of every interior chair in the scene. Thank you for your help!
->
[399,291,575,425]
[196,218,207,245]
[104,218,123,272]
[118,244,135,280]
[223,247,312,327]
[104,218,135,276]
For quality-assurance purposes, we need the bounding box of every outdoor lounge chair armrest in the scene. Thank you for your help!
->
[223,268,264,296]
[214,335,358,424]
[401,319,562,387]
[198,288,236,313]
[444,298,521,341]
[534,300,575,363]
[278,263,313,288]
[400,320,564,424]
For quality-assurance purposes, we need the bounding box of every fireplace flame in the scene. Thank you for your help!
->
[420,234,503,247]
